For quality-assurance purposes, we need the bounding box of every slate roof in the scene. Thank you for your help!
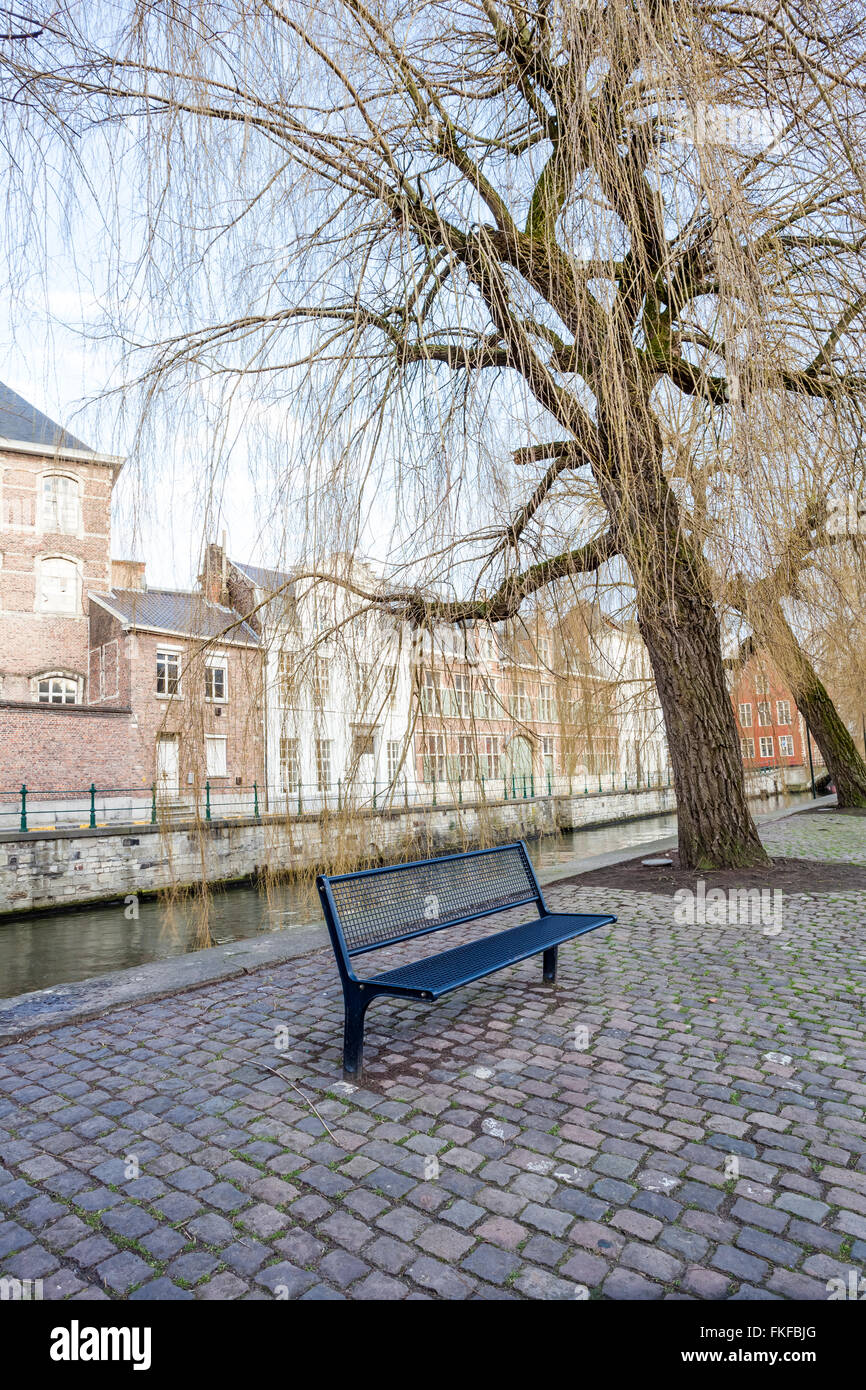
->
[231,559,294,595]
[90,588,260,646]
[0,380,93,453]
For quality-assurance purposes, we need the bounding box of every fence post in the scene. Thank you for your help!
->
[205,781,211,822]
[298,782,302,816]
[531,771,535,798]
[372,779,376,809]
[89,783,96,829]
[19,783,27,833]
[254,782,260,819]
[338,778,342,812]
[150,784,156,824]
[458,777,462,805]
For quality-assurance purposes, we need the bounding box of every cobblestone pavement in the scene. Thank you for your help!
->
[1,810,864,1301]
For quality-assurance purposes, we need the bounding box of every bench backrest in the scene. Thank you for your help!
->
[317,842,545,968]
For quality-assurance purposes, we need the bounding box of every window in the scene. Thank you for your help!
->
[279,650,298,703]
[315,738,332,790]
[355,661,375,705]
[754,673,770,696]
[156,650,181,696]
[453,672,472,717]
[421,669,440,715]
[312,657,330,706]
[42,475,81,534]
[205,735,227,778]
[542,735,555,779]
[280,736,301,790]
[36,674,78,704]
[538,684,554,721]
[759,736,774,758]
[776,700,791,725]
[38,556,78,613]
[457,734,475,780]
[422,734,446,782]
[481,735,501,780]
[387,739,402,784]
[740,737,755,758]
[205,660,227,702]
[778,734,794,757]
[757,701,771,726]
[351,730,374,760]
[510,680,532,721]
[738,702,753,727]
[537,635,551,667]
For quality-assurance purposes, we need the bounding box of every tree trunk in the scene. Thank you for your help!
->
[762,604,866,807]
[598,406,768,869]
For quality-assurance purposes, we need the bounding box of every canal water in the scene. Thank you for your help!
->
[0,793,806,999]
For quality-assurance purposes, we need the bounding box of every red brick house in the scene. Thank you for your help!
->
[88,579,264,801]
[730,653,806,768]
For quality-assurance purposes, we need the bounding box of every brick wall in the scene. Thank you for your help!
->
[0,446,116,702]
[0,703,143,794]
[88,618,265,792]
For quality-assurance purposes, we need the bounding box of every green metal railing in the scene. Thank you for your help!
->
[0,767,683,835]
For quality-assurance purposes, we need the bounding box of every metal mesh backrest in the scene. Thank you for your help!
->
[326,844,539,954]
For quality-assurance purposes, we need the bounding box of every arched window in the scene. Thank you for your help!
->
[38,556,79,614]
[34,672,80,704]
[42,474,81,535]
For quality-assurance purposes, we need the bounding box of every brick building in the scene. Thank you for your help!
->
[0,382,141,793]
[0,385,263,802]
[731,653,807,768]
[88,581,264,802]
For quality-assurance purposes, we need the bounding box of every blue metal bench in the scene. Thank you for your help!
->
[316,841,616,1079]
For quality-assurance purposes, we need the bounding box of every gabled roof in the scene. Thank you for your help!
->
[231,559,294,595]
[90,588,260,646]
[0,380,93,453]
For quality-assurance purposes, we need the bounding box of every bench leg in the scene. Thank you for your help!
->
[542,946,558,983]
[343,990,371,1081]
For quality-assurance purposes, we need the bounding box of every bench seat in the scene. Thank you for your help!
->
[317,841,617,1078]
[368,911,615,998]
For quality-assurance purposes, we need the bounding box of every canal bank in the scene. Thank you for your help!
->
[0,762,817,919]
[0,792,829,1038]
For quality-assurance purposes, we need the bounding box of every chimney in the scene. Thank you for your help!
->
[199,540,231,604]
[111,558,146,591]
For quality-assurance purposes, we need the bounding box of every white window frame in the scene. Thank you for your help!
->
[205,734,227,778]
[778,734,794,757]
[40,472,82,537]
[34,671,81,704]
[776,700,792,725]
[156,647,183,697]
[757,701,771,726]
[205,654,228,703]
[280,735,301,792]
[738,702,753,727]
[315,738,333,790]
[740,737,755,758]
[37,555,80,615]
[386,739,402,784]
[759,735,774,758]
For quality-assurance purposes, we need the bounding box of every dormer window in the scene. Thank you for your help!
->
[42,474,81,535]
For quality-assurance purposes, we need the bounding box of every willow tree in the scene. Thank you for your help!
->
[5,0,866,865]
